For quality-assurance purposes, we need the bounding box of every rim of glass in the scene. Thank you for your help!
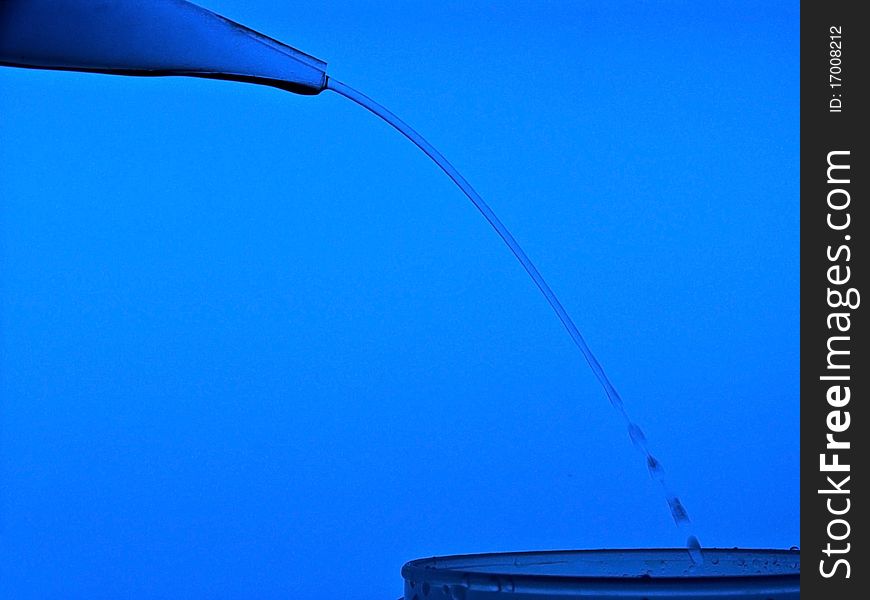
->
[402,548,800,589]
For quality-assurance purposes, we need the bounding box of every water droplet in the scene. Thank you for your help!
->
[628,423,648,451]
[687,535,704,566]
[667,496,691,525]
[647,455,664,479]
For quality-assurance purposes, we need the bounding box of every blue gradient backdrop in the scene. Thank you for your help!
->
[1,1,798,598]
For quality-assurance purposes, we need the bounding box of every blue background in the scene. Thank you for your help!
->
[1,1,798,598]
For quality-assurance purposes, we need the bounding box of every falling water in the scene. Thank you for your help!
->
[327,78,701,562]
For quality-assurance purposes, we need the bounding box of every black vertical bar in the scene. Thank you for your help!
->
[801,1,866,597]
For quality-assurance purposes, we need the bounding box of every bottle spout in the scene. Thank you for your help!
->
[0,0,328,95]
